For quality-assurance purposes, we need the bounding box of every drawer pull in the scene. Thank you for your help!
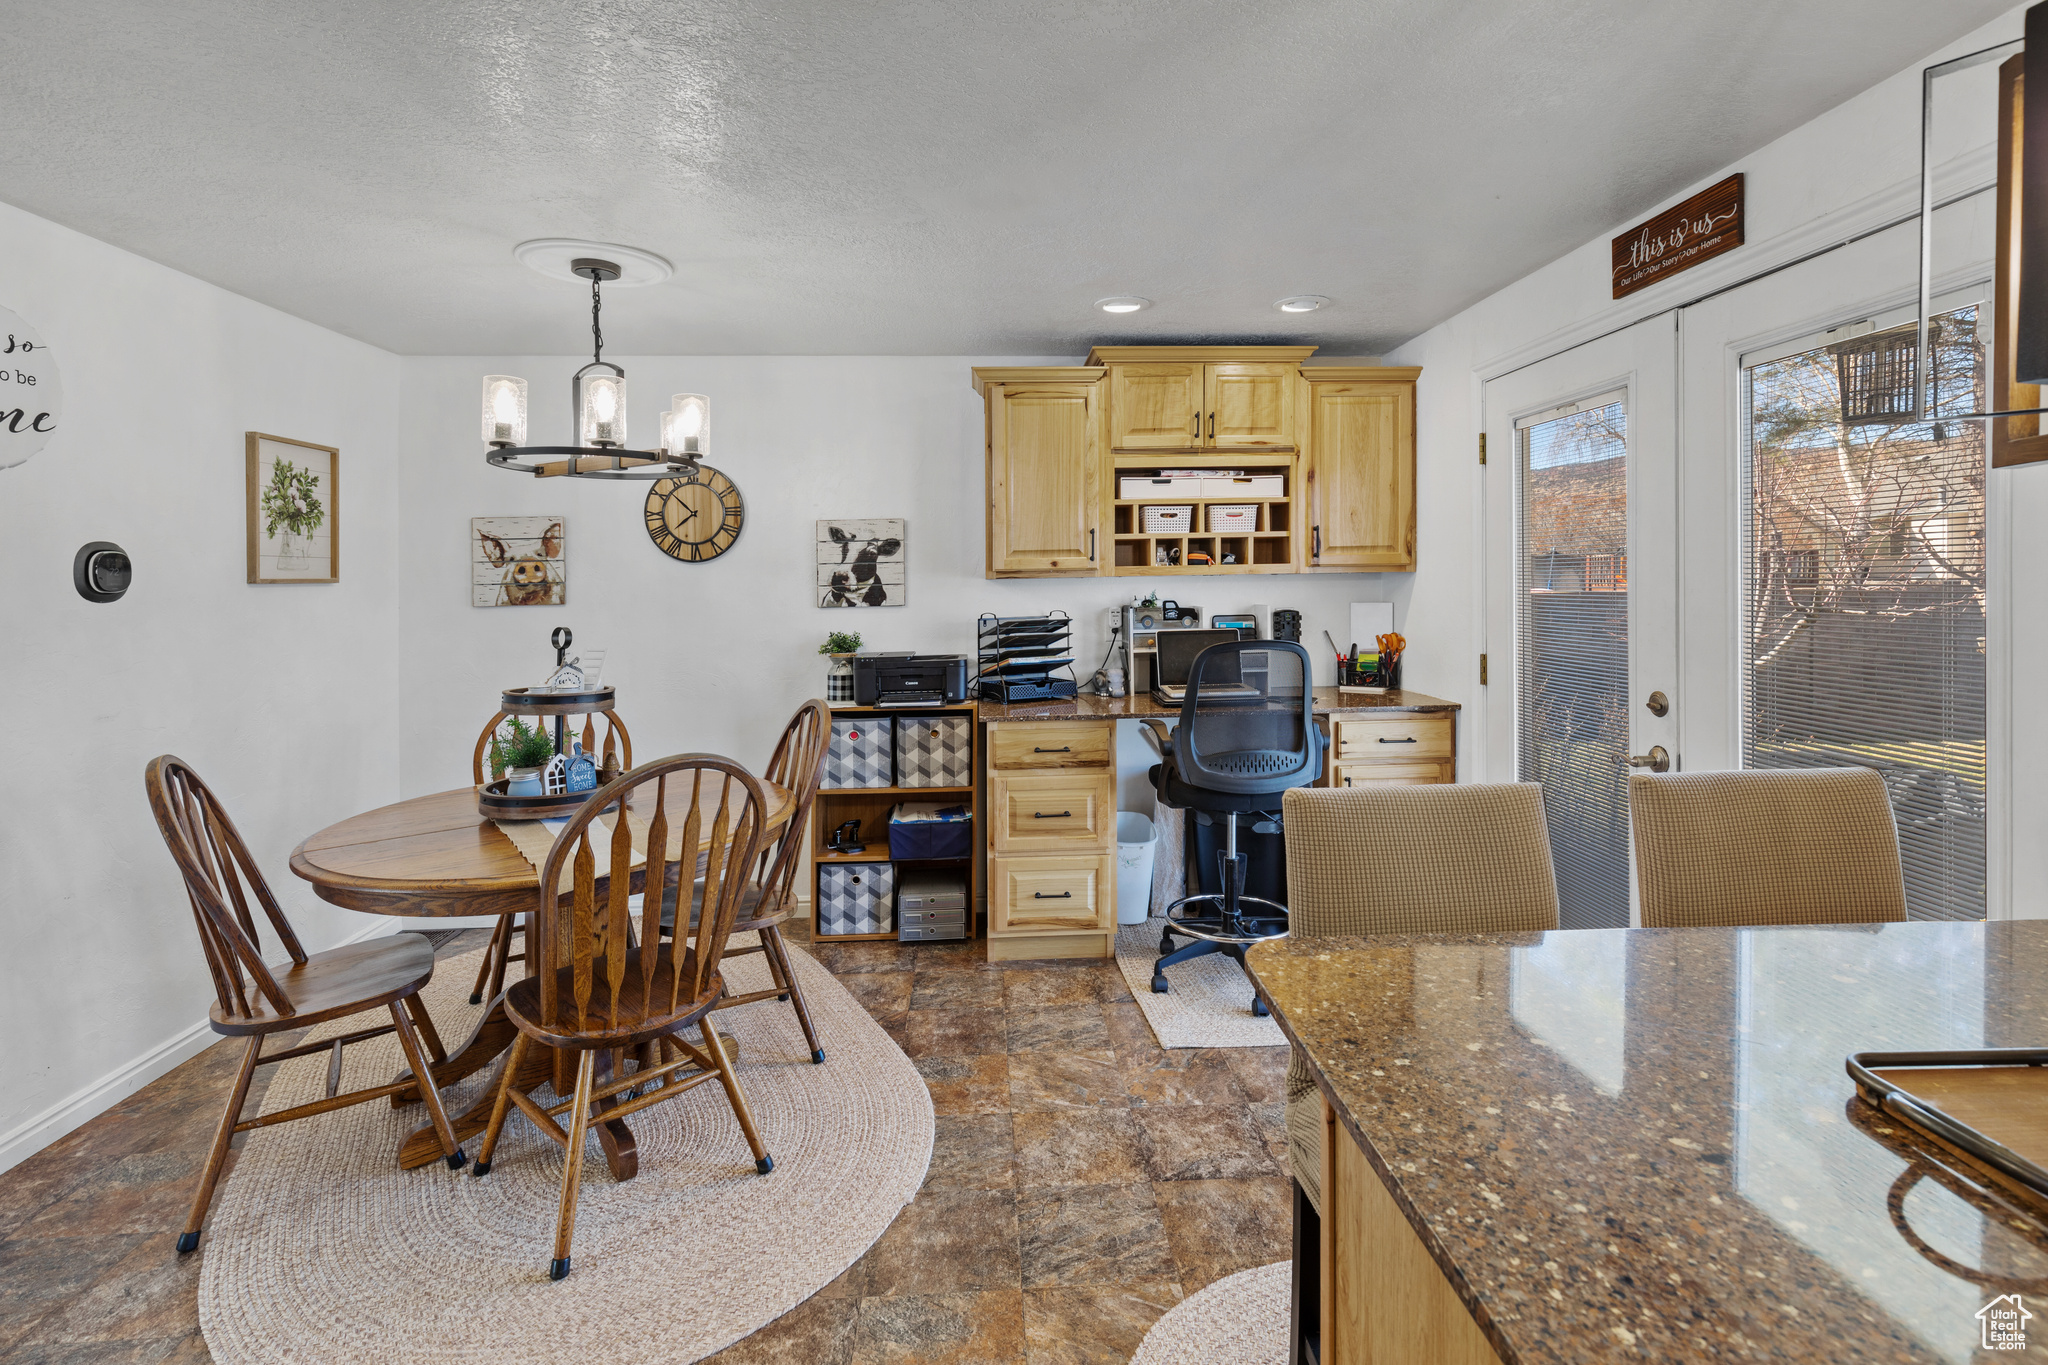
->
[1032,811,1073,819]
[1378,736,1418,744]
[1034,746,1071,753]
[1032,891,1074,899]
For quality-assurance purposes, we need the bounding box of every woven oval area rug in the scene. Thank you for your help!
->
[199,938,932,1364]
[1128,1260,1289,1364]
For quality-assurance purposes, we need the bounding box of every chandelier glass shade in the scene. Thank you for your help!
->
[481,258,707,481]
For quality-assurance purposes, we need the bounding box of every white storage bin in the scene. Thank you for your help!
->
[1142,504,1195,533]
[1207,504,1258,533]
[1120,476,1204,500]
[1199,475,1285,498]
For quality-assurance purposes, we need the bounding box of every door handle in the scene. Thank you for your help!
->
[1207,412,1215,440]
[1377,736,1417,744]
[1313,525,1321,559]
[1624,746,1672,773]
[1032,811,1073,819]
[1033,746,1070,753]
[1032,891,1074,899]
[1192,411,1201,439]
[1089,528,1096,562]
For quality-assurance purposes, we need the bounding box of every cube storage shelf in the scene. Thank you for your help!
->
[810,701,981,943]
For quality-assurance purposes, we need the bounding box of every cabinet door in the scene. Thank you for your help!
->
[987,382,1102,576]
[990,853,1114,934]
[1205,364,1297,449]
[1306,380,1415,570]
[1110,364,1205,450]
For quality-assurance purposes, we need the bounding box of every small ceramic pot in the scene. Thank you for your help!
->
[506,766,544,797]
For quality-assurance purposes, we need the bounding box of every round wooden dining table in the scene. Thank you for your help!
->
[290,777,794,1178]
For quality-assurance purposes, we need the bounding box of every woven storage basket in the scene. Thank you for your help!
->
[1206,504,1257,532]
[1142,504,1194,533]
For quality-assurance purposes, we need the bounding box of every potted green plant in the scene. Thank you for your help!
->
[820,630,863,704]
[260,457,326,570]
[489,716,558,795]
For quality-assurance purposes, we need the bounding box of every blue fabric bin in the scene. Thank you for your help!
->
[888,802,973,860]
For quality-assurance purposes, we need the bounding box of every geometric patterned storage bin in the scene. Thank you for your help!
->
[824,717,894,788]
[894,716,973,788]
[817,862,895,936]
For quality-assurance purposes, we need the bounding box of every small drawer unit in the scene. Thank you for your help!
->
[817,862,895,936]
[1206,503,1258,533]
[898,870,968,942]
[895,715,973,787]
[825,717,894,788]
[1141,504,1195,533]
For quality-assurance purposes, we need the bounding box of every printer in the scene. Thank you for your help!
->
[854,652,971,706]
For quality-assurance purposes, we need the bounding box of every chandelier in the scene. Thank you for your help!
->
[480,258,709,480]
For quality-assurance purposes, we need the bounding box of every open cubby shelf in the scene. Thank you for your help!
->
[1109,459,1298,575]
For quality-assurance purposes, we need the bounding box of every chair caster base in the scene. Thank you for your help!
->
[549,1257,571,1281]
[1252,997,1270,1017]
[756,1154,775,1175]
[1152,976,1169,994]
[176,1232,199,1254]
[468,993,483,1006]
[445,1148,468,1170]
[811,1049,826,1064]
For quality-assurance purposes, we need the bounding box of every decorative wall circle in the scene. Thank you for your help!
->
[0,304,60,471]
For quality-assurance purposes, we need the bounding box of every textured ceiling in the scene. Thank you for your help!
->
[0,1,2016,355]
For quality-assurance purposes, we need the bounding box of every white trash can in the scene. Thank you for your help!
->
[1116,811,1157,926]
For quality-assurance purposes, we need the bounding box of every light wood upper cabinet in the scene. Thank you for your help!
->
[1110,364,1205,450]
[979,371,1104,578]
[1205,363,1297,449]
[1304,369,1418,571]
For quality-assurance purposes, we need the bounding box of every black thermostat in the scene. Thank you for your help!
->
[74,541,132,602]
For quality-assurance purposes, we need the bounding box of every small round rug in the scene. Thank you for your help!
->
[1115,919,1286,1049]
[1128,1260,1290,1364]
[198,937,932,1364]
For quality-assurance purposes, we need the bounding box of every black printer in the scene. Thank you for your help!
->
[853,653,971,707]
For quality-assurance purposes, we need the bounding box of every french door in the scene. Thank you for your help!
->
[1483,318,1682,929]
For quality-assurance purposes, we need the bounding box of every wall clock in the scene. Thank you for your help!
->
[644,465,745,562]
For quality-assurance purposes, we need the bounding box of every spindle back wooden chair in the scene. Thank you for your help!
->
[661,698,833,1062]
[473,752,775,1281]
[466,708,635,1005]
[145,755,466,1254]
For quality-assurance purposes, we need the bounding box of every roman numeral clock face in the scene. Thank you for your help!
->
[644,466,745,562]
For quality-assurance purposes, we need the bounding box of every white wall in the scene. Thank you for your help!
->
[0,201,403,1169]
[395,356,1429,794]
[1384,7,2043,916]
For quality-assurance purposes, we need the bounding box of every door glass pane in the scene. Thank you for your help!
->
[1741,308,1986,921]
[1517,394,1630,930]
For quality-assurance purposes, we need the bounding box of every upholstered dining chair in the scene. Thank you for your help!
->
[472,753,776,1280]
[1278,782,1560,1220]
[659,698,833,1063]
[467,709,634,1005]
[1630,766,1907,928]
[145,755,467,1254]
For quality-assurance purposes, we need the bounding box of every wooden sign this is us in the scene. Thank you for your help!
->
[1611,174,1744,299]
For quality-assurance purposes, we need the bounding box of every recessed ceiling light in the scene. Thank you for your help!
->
[1096,296,1151,313]
[1275,296,1329,313]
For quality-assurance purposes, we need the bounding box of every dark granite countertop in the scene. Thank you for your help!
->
[976,685,1460,723]
[1247,921,2048,1364]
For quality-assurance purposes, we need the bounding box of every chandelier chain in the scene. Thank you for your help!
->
[590,273,604,364]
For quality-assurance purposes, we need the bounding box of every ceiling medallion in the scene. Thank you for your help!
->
[481,257,708,481]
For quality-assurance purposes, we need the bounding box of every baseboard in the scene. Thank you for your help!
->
[0,915,403,1176]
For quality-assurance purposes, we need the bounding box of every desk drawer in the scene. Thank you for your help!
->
[1331,714,1453,761]
[989,720,1113,770]
[990,853,1113,934]
[991,772,1114,852]
[1333,760,1453,788]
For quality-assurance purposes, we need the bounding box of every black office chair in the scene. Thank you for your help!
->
[1144,639,1321,1015]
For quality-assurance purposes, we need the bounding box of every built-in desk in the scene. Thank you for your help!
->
[1248,920,2048,1365]
[977,688,1460,960]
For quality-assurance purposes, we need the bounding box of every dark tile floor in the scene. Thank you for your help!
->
[0,922,1294,1365]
